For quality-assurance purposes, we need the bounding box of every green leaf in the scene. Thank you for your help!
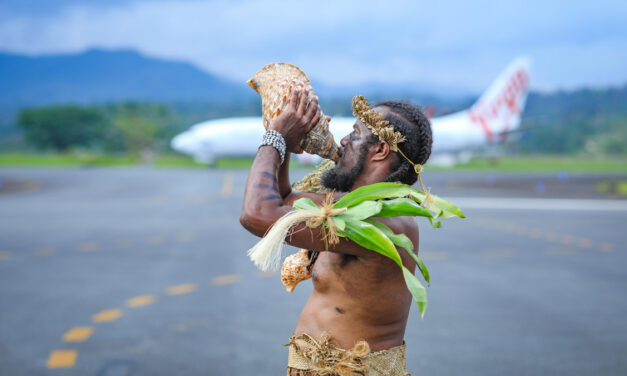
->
[402,266,428,318]
[330,216,345,231]
[364,219,430,285]
[414,257,431,286]
[363,219,413,252]
[410,190,465,219]
[430,218,442,228]
[342,200,382,220]
[342,217,402,267]
[378,197,433,218]
[334,182,413,208]
[343,217,428,318]
[292,197,319,210]
[377,197,441,228]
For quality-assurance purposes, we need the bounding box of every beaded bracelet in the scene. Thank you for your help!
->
[259,129,286,164]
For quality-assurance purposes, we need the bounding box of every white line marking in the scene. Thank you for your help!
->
[447,197,627,211]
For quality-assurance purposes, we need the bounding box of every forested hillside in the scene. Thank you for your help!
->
[1,49,625,156]
[515,86,627,154]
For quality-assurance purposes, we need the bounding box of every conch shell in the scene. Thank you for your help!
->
[281,248,313,292]
[247,63,340,161]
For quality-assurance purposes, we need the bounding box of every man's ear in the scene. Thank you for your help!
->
[371,141,391,161]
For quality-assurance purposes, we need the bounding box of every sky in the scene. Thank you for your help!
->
[1,0,626,94]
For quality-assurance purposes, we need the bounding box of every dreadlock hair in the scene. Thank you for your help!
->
[375,100,433,186]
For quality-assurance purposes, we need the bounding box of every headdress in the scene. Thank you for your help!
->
[352,95,433,204]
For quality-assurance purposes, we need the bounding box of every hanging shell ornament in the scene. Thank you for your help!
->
[281,248,313,292]
[247,63,340,161]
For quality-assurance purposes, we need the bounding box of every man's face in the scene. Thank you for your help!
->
[321,120,373,192]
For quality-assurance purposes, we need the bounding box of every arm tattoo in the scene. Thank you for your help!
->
[257,160,281,201]
[261,172,278,183]
[260,194,281,201]
[254,183,280,193]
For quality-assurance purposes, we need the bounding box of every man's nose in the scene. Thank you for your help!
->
[340,134,349,147]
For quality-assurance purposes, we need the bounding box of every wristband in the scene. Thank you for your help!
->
[259,129,286,164]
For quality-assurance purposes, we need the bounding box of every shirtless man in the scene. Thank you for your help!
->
[240,88,432,375]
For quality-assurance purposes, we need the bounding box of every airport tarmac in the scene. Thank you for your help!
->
[0,167,626,376]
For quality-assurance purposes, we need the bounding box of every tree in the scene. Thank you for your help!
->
[113,114,159,155]
[17,106,107,151]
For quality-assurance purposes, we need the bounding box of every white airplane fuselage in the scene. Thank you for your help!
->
[172,57,531,164]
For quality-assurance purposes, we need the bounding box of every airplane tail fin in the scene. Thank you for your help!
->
[468,57,531,142]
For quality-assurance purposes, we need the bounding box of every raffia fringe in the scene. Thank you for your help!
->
[247,193,345,271]
[288,334,370,376]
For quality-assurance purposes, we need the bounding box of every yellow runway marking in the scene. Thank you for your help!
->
[211,274,240,286]
[126,295,157,308]
[176,232,194,243]
[46,350,77,368]
[63,327,94,342]
[599,242,614,253]
[577,238,592,249]
[477,218,615,255]
[503,224,516,232]
[481,248,514,258]
[34,247,56,256]
[221,172,234,198]
[256,270,279,278]
[559,234,574,244]
[22,181,41,192]
[147,236,164,245]
[0,251,12,261]
[420,251,450,261]
[77,242,98,252]
[92,309,123,323]
[544,232,558,242]
[166,283,198,295]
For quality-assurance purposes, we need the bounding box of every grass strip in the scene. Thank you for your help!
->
[0,153,625,172]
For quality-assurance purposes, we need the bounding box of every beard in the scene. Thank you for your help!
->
[321,144,369,192]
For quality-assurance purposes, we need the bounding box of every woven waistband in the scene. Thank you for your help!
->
[287,334,410,376]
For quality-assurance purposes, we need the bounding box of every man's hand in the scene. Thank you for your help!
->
[269,88,321,154]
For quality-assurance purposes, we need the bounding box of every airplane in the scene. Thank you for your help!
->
[171,57,531,166]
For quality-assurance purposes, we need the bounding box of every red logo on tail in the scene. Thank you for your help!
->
[469,68,530,143]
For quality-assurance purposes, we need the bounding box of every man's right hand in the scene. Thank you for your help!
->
[269,88,321,154]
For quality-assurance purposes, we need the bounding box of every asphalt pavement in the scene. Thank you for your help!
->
[0,167,625,376]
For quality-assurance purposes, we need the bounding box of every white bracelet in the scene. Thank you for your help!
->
[259,129,286,164]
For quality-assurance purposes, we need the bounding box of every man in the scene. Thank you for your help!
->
[240,88,432,375]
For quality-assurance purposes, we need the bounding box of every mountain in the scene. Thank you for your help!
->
[0,48,252,106]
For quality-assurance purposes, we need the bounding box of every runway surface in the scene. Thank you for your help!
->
[0,167,625,376]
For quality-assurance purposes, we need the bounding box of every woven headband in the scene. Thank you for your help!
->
[351,95,432,200]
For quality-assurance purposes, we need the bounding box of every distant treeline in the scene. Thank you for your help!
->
[516,86,627,155]
[6,85,627,156]
[16,103,182,155]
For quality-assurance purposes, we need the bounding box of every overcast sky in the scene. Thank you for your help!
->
[1,0,626,93]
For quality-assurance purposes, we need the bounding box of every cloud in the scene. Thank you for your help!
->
[1,0,626,92]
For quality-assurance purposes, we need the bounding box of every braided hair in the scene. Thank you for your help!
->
[375,101,433,185]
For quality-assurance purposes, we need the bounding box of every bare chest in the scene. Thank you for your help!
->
[311,252,399,294]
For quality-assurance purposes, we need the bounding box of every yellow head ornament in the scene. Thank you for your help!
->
[351,95,433,204]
